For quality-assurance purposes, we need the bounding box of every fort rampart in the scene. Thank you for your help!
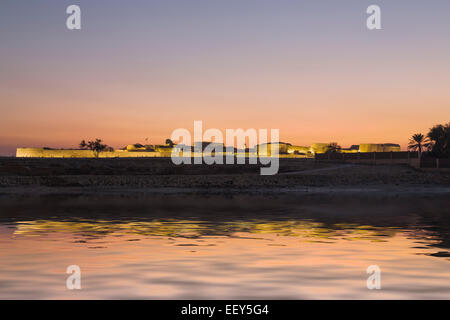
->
[16,148,172,158]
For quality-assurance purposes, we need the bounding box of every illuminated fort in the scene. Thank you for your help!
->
[16,142,401,158]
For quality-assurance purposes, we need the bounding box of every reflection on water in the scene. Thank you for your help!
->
[0,194,449,299]
[14,219,399,242]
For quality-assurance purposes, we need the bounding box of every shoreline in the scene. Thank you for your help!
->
[1,158,449,196]
[2,185,450,196]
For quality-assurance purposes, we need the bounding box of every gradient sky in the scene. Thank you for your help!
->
[1,0,449,155]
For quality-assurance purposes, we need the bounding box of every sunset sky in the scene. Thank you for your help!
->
[1,0,449,155]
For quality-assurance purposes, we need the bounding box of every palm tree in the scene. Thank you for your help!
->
[427,123,450,158]
[408,133,430,156]
[79,138,111,157]
[79,140,87,149]
[165,139,174,147]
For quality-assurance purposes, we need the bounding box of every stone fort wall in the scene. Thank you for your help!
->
[16,148,172,158]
